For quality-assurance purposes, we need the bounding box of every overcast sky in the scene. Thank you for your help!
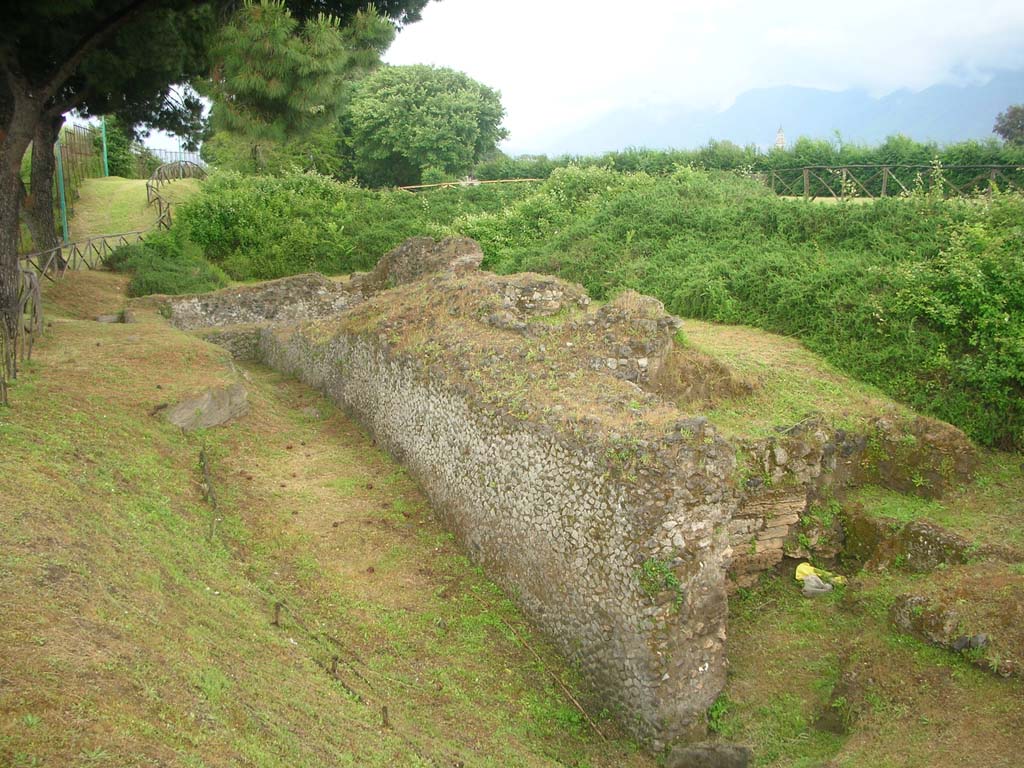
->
[385,0,1024,154]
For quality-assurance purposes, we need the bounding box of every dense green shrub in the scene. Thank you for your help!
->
[104,241,146,272]
[94,116,137,178]
[176,170,533,279]
[107,231,230,297]
[455,167,1024,449]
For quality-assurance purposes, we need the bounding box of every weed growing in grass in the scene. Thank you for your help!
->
[706,693,733,733]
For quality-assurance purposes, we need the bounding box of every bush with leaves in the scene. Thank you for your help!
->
[176,170,534,279]
[454,168,1023,448]
[107,231,230,297]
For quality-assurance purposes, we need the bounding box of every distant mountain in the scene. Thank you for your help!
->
[537,69,1024,154]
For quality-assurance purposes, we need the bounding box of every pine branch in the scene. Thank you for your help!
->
[39,0,169,105]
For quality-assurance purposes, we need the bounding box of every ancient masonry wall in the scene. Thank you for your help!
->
[727,422,853,588]
[726,417,976,587]
[259,325,736,748]
[158,238,977,747]
[167,273,361,330]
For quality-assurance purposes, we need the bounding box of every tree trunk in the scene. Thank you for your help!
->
[21,114,64,267]
[1,86,42,390]
[1,156,25,390]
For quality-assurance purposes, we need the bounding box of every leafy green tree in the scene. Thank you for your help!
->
[203,0,394,172]
[341,65,509,186]
[0,0,429,395]
[994,105,1024,145]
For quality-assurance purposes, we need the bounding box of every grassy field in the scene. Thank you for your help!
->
[721,567,1023,768]
[68,176,201,240]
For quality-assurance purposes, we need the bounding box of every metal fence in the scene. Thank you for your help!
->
[56,122,202,183]
[147,146,204,167]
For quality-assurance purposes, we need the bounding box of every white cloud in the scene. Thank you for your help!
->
[385,0,1024,152]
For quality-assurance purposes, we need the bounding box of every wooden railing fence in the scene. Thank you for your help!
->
[4,161,205,405]
[146,160,207,229]
[764,164,1024,200]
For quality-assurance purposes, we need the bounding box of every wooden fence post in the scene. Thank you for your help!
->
[803,168,810,200]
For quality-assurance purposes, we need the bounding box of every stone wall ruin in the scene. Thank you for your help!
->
[157,236,978,749]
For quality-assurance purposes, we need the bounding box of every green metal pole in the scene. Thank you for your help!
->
[55,133,70,244]
[100,116,110,176]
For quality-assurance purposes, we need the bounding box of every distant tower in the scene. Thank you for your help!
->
[775,125,786,150]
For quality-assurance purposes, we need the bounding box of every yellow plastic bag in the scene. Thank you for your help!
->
[795,561,847,586]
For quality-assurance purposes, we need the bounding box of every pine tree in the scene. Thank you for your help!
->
[203,0,394,171]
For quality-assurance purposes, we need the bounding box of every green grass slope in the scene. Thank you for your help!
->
[0,271,647,768]
[68,176,202,241]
